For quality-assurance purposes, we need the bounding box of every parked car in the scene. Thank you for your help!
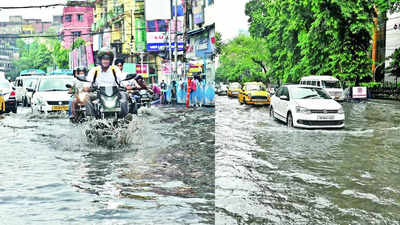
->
[0,79,17,113]
[238,82,270,105]
[270,85,345,129]
[299,75,344,101]
[30,76,74,113]
[227,82,242,97]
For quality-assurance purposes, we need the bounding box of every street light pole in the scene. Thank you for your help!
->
[174,0,178,81]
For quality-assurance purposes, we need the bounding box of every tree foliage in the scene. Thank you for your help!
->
[11,39,70,79]
[216,35,270,83]
[244,0,400,85]
[388,48,400,83]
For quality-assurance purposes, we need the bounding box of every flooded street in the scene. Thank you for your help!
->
[0,106,214,225]
[216,96,400,225]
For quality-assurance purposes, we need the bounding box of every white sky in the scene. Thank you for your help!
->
[0,0,66,22]
[216,0,249,42]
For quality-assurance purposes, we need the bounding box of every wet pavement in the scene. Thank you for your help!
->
[0,106,215,225]
[216,96,400,225]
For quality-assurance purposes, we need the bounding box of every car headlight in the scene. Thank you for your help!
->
[338,107,345,114]
[296,106,311,114]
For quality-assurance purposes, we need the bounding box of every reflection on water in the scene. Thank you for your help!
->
[0,106,214,225]
[216,97,400,225]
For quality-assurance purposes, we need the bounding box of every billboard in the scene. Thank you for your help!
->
[146,19,184,52]
[193,0,204,24]
[145,0,172,21]
[135,18,146,52]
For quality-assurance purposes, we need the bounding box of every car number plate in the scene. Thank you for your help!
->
[52,105,69,111]
[317,115,334,120]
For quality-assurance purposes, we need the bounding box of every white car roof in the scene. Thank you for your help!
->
[300,75,339,81]
[39,75,74,80]
[286,84,323,89]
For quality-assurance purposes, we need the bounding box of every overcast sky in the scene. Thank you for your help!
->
[0,0,66,22]
[216,0,249,42]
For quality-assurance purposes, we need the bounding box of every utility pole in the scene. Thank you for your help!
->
[168,17,173,83]
[174,0,178,81]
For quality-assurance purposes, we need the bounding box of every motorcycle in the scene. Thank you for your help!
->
[127,89,153,114]
[66,84,88,123]
[75,73,136,120]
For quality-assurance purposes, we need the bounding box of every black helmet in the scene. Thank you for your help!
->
[114,58,125,66]
[97,47,114,62]
[76,66,87,74]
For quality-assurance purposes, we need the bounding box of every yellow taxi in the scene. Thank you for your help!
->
[227,82,242,97]
[238,82,270,105]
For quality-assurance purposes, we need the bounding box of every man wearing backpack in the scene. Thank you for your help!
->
[83,48,128,117]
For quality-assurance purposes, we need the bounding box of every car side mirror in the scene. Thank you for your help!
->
[124,73,136,81]
[26,87,34,92]
[280,95,289,101]
[12,86,16,91]
[66,84,72,89]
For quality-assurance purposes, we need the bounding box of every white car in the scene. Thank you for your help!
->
[0,79,17,113]
[30,76,74,113]
[270,85,345,129]
[23,76,41,107]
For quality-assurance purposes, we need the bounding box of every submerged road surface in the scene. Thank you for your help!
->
[216,96,400,225]
[0,106,215,225]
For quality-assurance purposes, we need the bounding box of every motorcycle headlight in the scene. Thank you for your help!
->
[296,106,311,114]
[338,107,345,114]
[104,99,116,108]
[78,93,87,102]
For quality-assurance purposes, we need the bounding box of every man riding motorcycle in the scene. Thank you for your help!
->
[83,48,129,118]
[69,66,88,121]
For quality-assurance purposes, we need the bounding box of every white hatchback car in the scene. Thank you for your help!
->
[30,76,74,113]
[270,85,345,129]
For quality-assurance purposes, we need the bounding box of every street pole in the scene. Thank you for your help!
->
[168,18,173,83]
[140,52,144,78]
[174,0,178,81]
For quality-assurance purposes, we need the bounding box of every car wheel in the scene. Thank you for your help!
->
[243,98,247,105]
[270,106,275,119]
[287,112,294,128]
[239,97,243,105]
[12,107,17,114]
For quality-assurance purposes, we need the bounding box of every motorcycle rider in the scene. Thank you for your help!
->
[69,67,87,119]
[83,48,129,118]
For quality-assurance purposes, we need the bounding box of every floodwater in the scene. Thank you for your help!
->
[216,96,400,225]
[0,106,215,225]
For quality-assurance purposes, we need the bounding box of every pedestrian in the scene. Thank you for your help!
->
[160,80,167,104]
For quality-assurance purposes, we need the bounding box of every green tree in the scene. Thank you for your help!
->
[245,0,400,85]
[216,35,270,83]
[72,37,86,50]
[388,48,400,84]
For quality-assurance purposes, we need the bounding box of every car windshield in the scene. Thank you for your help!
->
[24,78,39,87]
[38,78,73,92]
[230,83,241,89]
[0,81,10,89]
[291,87,332,99]
[246,84,265,91]
[322,80,341,89]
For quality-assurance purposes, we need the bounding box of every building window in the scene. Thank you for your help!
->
[65,15,72,22]
[77,14,84,22]
[72,32,81,37]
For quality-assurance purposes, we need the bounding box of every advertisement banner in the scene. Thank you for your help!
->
[193,0,204,24]
[135,18,146,52]
[352,87,367,99]
[136,64,149,78]
[145,0,172,21]
[146,31,184,52]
